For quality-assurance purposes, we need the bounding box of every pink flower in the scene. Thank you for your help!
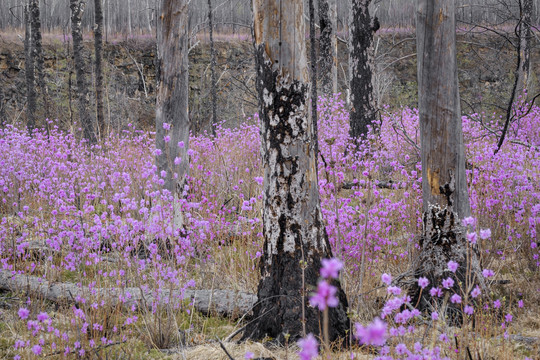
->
[471,286,481,298]
[482,269,494,278]
[447,260,459,273]
[480,228,491,239]
[163,135,170,143]
[18,308,30,320]
[418,277,429,289]
[320,258,343,279]
[442,277,454,289]
[297,334,318,360]
[381,273,392,285]
[464,305,474,315]
[467,232,477,244]
[162,122,171,130]
[355,317,387,346]
[245,351,255,359]
[32,344,42,355]
[395,343,408,355]
[462,217,476,227]
[37,312,49,322]
[450,294,462,304]
[310,281,338,311]
[429,287,443,297]
[431,311,439,320]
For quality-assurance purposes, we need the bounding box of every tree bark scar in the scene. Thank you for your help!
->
[427,167,440,195]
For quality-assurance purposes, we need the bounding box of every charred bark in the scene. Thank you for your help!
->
[318,0,338,95]
[30,0,49,120]
[208,0,217,136]
[516,0,532,96]
[70,0,96,142]
[0,78,5,126]
[348,0,379,139]
[24,4,36,132]
[156,0,190,230]
[243,0,349,344]
[94,0,105,137]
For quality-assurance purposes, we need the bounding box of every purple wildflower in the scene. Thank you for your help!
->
[320,258,343,279]
[297,334,318,360]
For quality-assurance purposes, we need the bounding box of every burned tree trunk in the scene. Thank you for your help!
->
[94,0,105,137]
[24,4,36,132]
[208,0,217,136]
[318,0,338,95]
[417,0,470,219]
[243,0,349,343]
[309,0,318,155]
[0,77,5,126]
[30,0,49,119]
[348,0,379,139]
[517,0,532,96]
[411,0,483,319]
[156,0,190,231]
[70,0,95,142]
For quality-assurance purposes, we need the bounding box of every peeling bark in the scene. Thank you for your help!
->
[318,0,338,95]
[348,0,379,139]
[243,0,349,344]
[156,0,190,231]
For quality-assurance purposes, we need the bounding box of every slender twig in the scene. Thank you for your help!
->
[217,337,236,360]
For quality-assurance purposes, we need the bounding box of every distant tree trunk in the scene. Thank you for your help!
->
[0,78,4,124]
[127,0,132,37]
[208,0,217,136]
[309,0,318,155]
[156,0,190,231]
[411,0,483,320]
[94,0,105,137]
[318,0,338,95]
[0,75,6,126]
[30,0,49,119]
[24,4,36,132]
[70,0,95,142]
[517,0,532,96]
[242,0,349,343]
[496,0,533,154]
[348,0,379,139]
[145,0,152,33]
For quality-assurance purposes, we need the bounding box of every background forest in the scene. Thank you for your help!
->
[0,0,539,360]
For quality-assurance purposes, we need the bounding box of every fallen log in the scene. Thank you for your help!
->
[0,270,257,317]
